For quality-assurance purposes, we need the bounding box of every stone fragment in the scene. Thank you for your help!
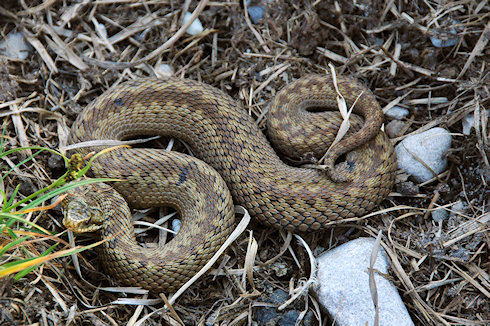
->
[385,106,409,120]
[314,238,414,326]
[395,127,452,182]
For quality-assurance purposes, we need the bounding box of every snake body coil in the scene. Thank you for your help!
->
[63,74,397,292]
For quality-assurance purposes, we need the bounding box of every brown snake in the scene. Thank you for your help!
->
[62,74,397,292]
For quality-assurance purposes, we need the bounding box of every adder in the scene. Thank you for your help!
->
[62,74,397,292]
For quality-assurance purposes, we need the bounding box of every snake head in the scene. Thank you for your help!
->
[62,197,104,233]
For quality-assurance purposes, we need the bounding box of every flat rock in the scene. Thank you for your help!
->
[0,32,30,60]
[385,106,409,120]
[395,127,452,182]
[314,238,414,326]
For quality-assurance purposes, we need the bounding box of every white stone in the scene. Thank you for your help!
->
[432,207,448,223]
[155,63,174,78]
[314,238,414,326]
[171,219,181,234]
[0,32,30,60]
[385,106,409,120]
[395,127,452,182]
[183,12,203,35]
[449,200,466,218]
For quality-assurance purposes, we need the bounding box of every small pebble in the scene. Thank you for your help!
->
[385,106,409,120]
[430,26,458,48]
[248,6,265,24]
[314,238,414,326]
[270,262,288,277]
[183,12,203,35]
[171,219,181,234]
[154,63,174,78]
[431,207,448,223]
[395,127,452,182]
[385,120,405,138]
[449,200,466,219]
[0,32,30,60]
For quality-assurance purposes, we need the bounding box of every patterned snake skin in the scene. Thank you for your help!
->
[62,74,397,292]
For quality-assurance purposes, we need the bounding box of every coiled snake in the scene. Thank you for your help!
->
[62,74,397,292]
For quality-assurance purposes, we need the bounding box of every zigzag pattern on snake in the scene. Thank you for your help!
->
[62,74,397,292]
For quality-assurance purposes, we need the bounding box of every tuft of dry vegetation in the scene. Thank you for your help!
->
[0,0,488,325]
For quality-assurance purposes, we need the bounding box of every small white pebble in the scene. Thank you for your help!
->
[0,32,30,60]
[95,22,108,39]
[395,127,452,182]
[154,63,174,78]
[432,207,448,223]
[385,106,409,120]
[183,12,203,35]
[171,219,182,234]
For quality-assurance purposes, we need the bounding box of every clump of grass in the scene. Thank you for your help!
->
[0,132,114,282]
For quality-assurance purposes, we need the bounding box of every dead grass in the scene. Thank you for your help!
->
[0,0,488,325]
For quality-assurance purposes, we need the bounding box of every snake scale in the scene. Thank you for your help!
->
[62,74,397,292]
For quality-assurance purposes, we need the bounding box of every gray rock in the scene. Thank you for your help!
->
[432,207,448,223]
[183,12,203,35]
[430,26,458,48]
[385,106,409,120]
[449,200,466,218]
[395,127,452,182]
[385,120,405,138]
[314,238,414,326]
[248,6,265,24]
[171,218,182,233]
[0,32,30,60]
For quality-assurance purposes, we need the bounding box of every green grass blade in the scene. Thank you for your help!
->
[14,243,58,281]
[0,213,52,235]
[20,178,117,212]
[6,184,21,207]
[0,235,31,257]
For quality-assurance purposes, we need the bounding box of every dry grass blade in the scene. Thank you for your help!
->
[369,231,382,326]
[320,63,359,163]
[243,231,258,290]
[169,206,250,304]
[242,0,270,53]
[130,207,249,326]
[458,21,490,79]
[278,235,316,310]
[141,0,209,62]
